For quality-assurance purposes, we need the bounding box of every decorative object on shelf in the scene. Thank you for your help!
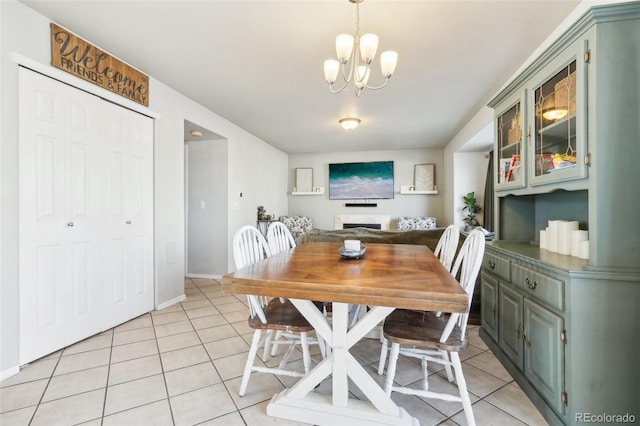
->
[399,185,438,194]
[291,186,325,195]
[413,163,435,191]
[461,192,481,231]
[295,168,313,193]
[539,220,588,259]
[338,117,361,130]
[323,0,398,97]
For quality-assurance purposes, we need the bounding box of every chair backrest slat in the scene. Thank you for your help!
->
[266,221,296,255]
[433,224,460,272]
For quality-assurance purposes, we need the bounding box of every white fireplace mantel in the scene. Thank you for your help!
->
[334,215,391,230]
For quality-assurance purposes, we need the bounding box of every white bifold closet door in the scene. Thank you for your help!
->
[18,68,153,365]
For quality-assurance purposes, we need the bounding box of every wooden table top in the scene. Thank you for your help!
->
[222,242,469,313]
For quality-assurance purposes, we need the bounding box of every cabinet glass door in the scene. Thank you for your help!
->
[496,94,526,190]
[531,57,586,185]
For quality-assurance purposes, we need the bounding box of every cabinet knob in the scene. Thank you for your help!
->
[67,222,74,227]
[525,277,537,289]
[488,260,496,270]
[126,220,132,225]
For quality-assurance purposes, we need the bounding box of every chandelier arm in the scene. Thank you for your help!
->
[329,79,350,93]
[362,78,391,90]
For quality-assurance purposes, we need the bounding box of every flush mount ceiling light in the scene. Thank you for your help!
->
[339,117,361,130]
[191,130,202,137]
[323,0,398,97]
[542,107,569,121]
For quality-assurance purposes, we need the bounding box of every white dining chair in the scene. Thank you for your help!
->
[266,221,296,255]
[377,228,486,426]
[433,224,461,272]
[233,225,321,397]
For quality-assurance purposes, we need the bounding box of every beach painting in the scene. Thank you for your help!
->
[329,161,394,200]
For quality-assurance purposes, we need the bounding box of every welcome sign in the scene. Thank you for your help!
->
[50,23,149,106]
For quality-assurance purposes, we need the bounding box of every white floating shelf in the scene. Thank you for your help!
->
[291,187,325,195]
[399,185,438,195]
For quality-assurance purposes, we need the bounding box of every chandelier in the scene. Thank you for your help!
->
[323,0,398,96]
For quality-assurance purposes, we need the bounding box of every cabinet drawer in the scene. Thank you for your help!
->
[483,252,511,281]
[511,264,564,311]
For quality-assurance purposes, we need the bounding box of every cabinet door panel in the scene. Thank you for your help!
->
[498,283,523,369]
[524,299,565,414]
[481,272,498,340]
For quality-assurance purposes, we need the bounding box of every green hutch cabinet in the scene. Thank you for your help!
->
[482,3,640,425]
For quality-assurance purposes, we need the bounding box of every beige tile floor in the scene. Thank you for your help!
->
[0,278,548,426]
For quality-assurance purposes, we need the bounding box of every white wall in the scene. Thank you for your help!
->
[186,139,229,278]
[443,108,494,225]
[452,152,491,229]
[0,0,287,375]
[288,149,446,229]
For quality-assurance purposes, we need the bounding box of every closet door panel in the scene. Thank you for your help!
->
[64,93,104,344]
[19,69,67,364]
[103,105,153,328]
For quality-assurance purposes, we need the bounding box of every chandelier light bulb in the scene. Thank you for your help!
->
[336,34,355,63]
[380,51,398,77]
[324,59,340,84]
[359,34,379,64]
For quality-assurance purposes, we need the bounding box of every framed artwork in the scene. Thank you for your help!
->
[414,164,435,191]
[295,168,313,192]
[328,161,394,200]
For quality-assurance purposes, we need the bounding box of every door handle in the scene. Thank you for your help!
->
[126,220,132,224]
[67,222,74,227]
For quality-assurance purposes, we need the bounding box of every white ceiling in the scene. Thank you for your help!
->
[20,0,581,154]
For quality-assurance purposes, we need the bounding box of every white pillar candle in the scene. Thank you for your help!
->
[578,240,590,259]
[344,240,361,251]
[539,230,548,250]
[571,230,589,257]
[547,220,561,253]
[558,221,579,255]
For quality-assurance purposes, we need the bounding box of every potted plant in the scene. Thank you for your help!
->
[462,191,482,231]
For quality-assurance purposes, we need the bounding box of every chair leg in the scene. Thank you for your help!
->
[451,351,475,426]
[270,330,283,357]
[421,358,429,391]
[263,330,274,360]
[384,342,400,396]
[441,349,455,382]
[239,329,262,397]
[377,337,388,375]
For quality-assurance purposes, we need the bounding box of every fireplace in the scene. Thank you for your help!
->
[335,215,390,230]
[343,223,382,230]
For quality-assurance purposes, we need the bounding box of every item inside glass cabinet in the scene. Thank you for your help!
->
[534,61,577,177]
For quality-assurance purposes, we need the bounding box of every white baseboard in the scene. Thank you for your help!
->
[156,294,186,311]
[185,273,222,280]
[0,365,20,381]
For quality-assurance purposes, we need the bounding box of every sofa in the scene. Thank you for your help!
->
[297,226,481,324]
[298,227,447,252]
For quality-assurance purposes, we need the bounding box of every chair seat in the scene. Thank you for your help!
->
[248,298,315,332]
[383,309,468,352]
